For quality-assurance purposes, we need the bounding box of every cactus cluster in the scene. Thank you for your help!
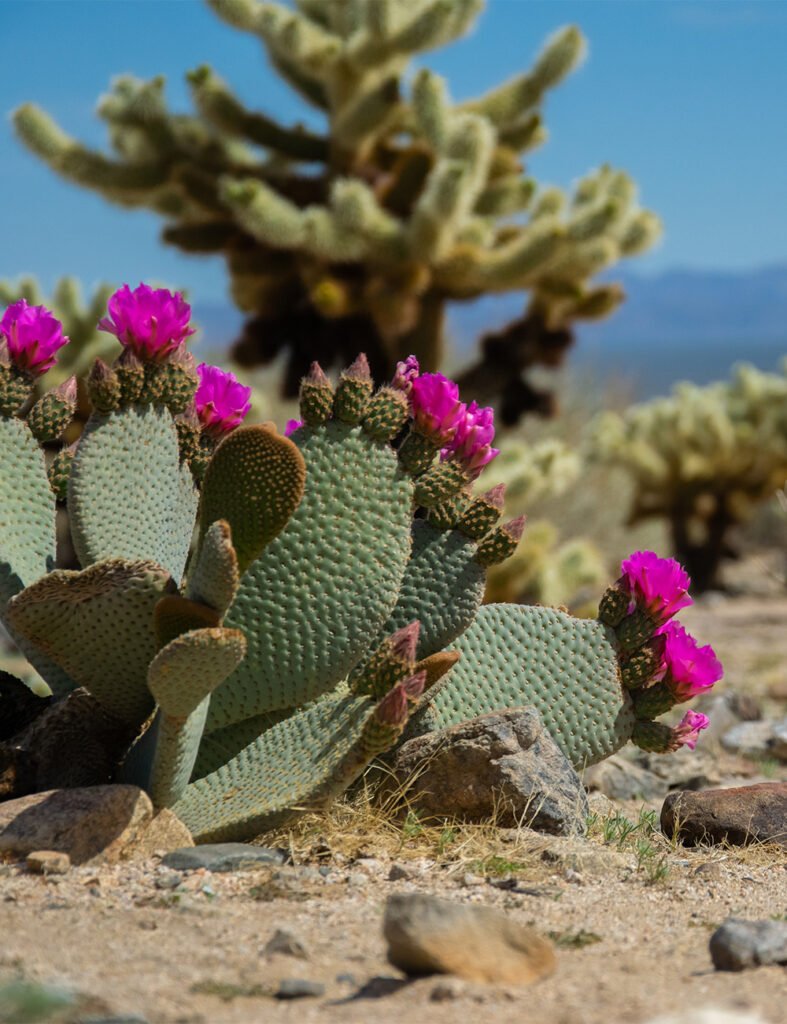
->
[12,0,660,422]
[0,286,718,842]
[588,362,787,591]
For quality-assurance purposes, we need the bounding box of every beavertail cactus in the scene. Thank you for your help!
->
[0,286,721,843]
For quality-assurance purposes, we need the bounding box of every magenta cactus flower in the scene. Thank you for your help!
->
[670,709,710,751]
[391,354,420,394]
[0,300,69,376]
[658,620,723,702]
[98,283,195,363]
[410,372,464,444]
[620,550,693,624]
[442,401,499,478]
[284,419,303,437]
[194,363,252,437]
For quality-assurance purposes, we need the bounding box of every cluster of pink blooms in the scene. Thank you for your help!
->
[619,550,723,749]
[393,356,499,478]
[0,284,253,438]
[0,299,70,376]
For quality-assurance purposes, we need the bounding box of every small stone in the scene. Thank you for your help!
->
[661,783,787,849]
[709,917,787,971]
[383,892,555,985]
[347,871,368,887]
[160,843,288,872]
[275,978,325,1000]
[389,708,588,835]
[461,873,484,888]
[264,928,309,960]
[388,862,414,881]
[563,868,583,884]
[721,721,781,759]
[430,978,468,1001]
[154,872,183,890]
[25,850,70,875]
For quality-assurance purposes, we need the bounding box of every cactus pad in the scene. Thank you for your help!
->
[185,519,240,616]
[429,603,635,767]
[208,421,413,729]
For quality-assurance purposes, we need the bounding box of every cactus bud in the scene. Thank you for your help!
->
[598,580,630,627]
[620,634,666,690]
[631,682,676,720]
[631,719,674,754]
[427,491,472,531]
[114,348,144,405]
[413,459,469,509]
[475,515,526,567]
[414,650,461,691]
[47,441,77,501]
[160,348,199,414]
[362,386,409,442]
[0,361,33,417]
[87,358,121,413]
[174,404,201,464]
[27,376,77,442]
[401,670,427,706]
[333,353,373,424]
[349,620,420,699]
[299,361,333,426]
[457,483,506,539]
[616,607,657,652]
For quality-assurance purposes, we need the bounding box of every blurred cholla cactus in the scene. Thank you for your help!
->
[480,439,603,607]
[13,0,660,422]
[587,363,787,591]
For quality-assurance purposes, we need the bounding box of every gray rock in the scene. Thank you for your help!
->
[583,754,663,801]
[389,707,588,835]
[275,978,325,999]
[264,928,309,960]
[709,917,787,971]
[160,843,287,872]
[721,721,782,759]
[383,892,555,984]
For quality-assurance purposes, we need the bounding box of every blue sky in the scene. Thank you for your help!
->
[1,0,786,302]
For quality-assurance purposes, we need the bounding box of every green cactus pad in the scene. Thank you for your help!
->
[191,710,289,780]
[0,417,56,608]
[185,519,239,615]
[69,406,197,582]
[378,520,485,661]
[199,423,306,576]
[146,627,247,807]
[175,689,387,841]
[429,603,635,767]
[208,422,413,730]
[7,558,175,724]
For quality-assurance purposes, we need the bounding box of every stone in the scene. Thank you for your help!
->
[721,720,784,760]
[389,707,588,835]
[160,843,287,872]
[275,979,325,1000]
[661,783,787,849]
[264,928,309,960]
[25,850,70,875]
[534,835,628,877]
[709,918,787,971]
[383,892,556,985]
[388,862,414,881]
[583,754,663,801]
[126,810,194,859]
[0,786,160,865]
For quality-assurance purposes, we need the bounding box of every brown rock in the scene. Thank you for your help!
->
[661,783,787,849]
[389,707,588,834]
[26,849,70,874]
[0,785,192,865]
[124,808,195,859]
[383,893,556,985]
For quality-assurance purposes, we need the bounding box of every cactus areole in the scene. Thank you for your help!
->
[0,286,719,842]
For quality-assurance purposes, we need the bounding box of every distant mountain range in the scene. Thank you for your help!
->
[193,264,787,401]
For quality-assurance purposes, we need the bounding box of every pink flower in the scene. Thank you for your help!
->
[620,550,693,624]
[659,621,723,702]
[671,709,710,751]
[284,419,303,437]
[0,300,69,377]
[410,372,464,444]
[392,355,420,394]
[194,363,251,437]
[441,401,499,478]
[98,283,195,363]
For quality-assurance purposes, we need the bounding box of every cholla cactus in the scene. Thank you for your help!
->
[12,0,660,422]
[588,363,787,591]
[0,288,717,842]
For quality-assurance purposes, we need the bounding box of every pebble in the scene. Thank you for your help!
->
[26,850,70,875]
[264,928,309,960]
[275,978,325,1000]
[154,872,183,890]
[160,843,288,872]
[388,862,414,881]
[383,892,555,985]
[709,917,787,971]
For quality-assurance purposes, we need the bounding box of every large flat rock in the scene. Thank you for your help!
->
[661,783,787,849]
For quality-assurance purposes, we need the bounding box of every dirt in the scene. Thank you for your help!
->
[1,563,786,1024]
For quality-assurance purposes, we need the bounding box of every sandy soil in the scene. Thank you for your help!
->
[1,569,786,1024]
